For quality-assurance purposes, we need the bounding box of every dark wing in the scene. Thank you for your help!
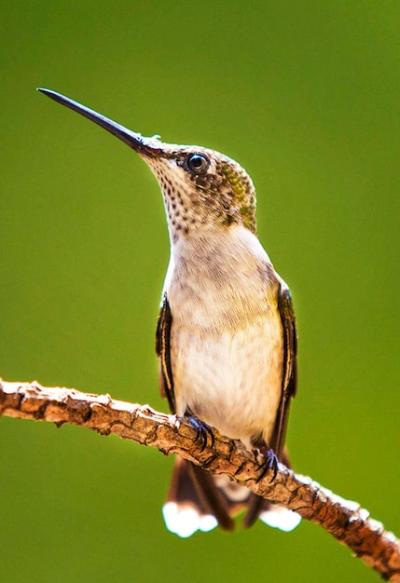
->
[271,279,298,456]
[243,278,299,529]
[155,293,176,413]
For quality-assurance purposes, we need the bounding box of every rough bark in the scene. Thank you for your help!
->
[0,379,399,581]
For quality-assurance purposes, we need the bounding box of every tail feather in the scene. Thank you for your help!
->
[189,463,235,531]
[163,457,301,537]
[163,458,230,538]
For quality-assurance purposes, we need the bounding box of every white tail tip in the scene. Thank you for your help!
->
[259,506,302,532]
[162,502,218,538]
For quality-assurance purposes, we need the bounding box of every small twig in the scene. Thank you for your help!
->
[0,379,399,581]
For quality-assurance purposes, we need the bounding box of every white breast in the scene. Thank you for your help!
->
[164,226,283,447]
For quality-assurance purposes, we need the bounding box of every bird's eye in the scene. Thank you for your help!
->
[185,153,209,174]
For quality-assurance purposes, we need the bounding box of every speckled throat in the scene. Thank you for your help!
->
[145,145,257,242]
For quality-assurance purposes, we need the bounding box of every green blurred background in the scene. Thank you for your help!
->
[1,2,399,581]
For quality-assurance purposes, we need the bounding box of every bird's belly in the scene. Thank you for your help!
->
[172,315,283,447]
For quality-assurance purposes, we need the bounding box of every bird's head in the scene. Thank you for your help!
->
[38,89,257,241]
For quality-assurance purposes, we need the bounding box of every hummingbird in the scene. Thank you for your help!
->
[38,88,301,537]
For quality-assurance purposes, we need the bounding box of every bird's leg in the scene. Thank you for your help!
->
[258,448,279,482]
[251,436,279,482]
[184,409,215,452]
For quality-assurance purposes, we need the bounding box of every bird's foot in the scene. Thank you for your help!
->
[186,415,215,451]
[256,447,279,483]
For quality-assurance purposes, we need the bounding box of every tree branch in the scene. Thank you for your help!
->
[0,379,399,581]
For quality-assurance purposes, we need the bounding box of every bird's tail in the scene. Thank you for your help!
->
[162,457,301,538]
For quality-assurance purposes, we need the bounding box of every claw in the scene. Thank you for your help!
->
[257,448,279,483]
[186,415,215,451]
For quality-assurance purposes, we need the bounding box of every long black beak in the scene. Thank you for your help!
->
[37,88,160,156]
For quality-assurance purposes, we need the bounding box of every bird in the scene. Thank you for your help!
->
[38,88,301,537]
